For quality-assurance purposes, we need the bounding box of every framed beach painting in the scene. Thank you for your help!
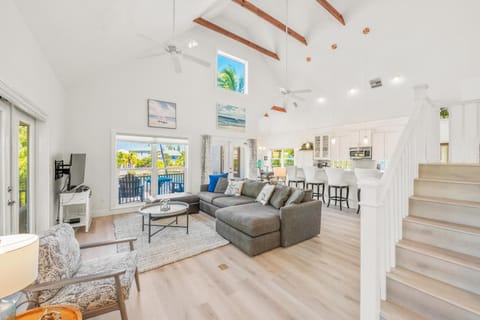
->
[217,51,248,94]
[216,103,246,132]
[148,99,176,129]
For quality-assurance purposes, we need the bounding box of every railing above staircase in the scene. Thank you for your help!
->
[359,85,440,319]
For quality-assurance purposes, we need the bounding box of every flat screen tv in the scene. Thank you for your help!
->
[68,153,86,190]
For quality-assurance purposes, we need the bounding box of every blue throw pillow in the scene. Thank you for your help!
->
[208,173,228,192]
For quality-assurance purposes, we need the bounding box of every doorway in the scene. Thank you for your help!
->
[0,100,35,235]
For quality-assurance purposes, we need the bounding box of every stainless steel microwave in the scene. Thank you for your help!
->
[349,147,372,160]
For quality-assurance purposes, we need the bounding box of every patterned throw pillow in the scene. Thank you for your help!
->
[256,184,276,205]
[224,180,244,196]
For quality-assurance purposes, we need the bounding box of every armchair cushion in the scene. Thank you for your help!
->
[75,251,138,299]
[37,224,81,303]
[44,250,138,314]
[43,277,119,314]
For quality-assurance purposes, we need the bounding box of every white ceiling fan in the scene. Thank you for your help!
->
[139,0,211,73]
[272,0,311,112]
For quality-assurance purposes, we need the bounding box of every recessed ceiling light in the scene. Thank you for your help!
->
[316,97,326,104]
[187,39,198,49]
[391,76,404,85]
[363,27,370,35]
[348,88,359,96]
[331,43,338,50]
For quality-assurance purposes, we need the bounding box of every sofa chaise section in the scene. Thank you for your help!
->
[216,203,281,256]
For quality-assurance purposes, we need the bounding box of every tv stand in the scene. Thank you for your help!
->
[59,189,92,232]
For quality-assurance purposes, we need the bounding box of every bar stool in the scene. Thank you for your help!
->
[354,168,380,214]
[325,168,349,211]
[286,166,305,189]
[304,166,326,203]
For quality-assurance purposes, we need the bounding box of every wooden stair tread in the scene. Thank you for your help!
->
[410,195,480,208]
[405,216,480,236]
[398,239,480,271]
[388,268,480,315]
[420,163,480,168]
[415,177,480,185]
[381,301,427,320]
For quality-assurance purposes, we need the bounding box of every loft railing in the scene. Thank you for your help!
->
[359,85,440,319]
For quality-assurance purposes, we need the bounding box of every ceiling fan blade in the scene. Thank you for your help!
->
[138,51,168,59]
[172,55,182,73]
[182,53,211,68]
[290,94,305,102]
[290,89,312,94]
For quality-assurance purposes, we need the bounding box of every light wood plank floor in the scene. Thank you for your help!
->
[76,207,360,320]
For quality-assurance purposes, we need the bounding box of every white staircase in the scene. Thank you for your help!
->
[381,163,480,320]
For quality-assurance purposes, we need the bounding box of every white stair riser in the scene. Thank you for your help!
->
[419,164,480,183]
[396,246,480,295]
[409,198,480,228]
[414,180,480,203]
[403,221,480,258]
[387,279,480,320]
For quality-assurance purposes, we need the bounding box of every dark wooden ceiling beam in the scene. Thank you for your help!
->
[231,0,308,46]
[316,0,345,26]
[193,17,280,60]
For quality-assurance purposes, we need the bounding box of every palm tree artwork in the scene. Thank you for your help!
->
[217,52,246,94]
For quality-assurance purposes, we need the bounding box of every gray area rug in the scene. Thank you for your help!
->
[114,214,229,272]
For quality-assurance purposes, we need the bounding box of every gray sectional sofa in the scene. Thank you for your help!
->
[199,180,322,256]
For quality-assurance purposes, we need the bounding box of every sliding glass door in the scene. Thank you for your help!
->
[0,100,35,235]
[114,134,188,207]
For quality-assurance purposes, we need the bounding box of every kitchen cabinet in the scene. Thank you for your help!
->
[314,135,330,160]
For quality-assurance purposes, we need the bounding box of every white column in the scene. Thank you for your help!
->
[360,180,382,320]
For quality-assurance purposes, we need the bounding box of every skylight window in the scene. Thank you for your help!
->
[217,51,248,94]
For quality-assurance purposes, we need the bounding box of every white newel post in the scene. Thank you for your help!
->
[360,179,382,320]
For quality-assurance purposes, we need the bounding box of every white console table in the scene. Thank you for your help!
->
[59,189,92,232]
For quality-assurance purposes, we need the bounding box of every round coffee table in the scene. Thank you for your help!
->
[139,201,190,243]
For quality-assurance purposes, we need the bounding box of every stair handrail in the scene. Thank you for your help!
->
[360,84,439,320]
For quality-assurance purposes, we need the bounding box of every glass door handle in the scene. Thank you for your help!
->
[7,200,15,206]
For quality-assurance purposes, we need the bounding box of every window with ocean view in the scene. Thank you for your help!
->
[114,134,188,206]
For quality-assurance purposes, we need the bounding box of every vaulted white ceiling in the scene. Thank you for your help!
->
[14,0,480,127]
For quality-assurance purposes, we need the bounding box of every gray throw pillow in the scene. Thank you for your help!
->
[242,180,266,198]
[214,177,229,193]
[303,189,313,202]
[285,189,306,206]
[269,186,291,209]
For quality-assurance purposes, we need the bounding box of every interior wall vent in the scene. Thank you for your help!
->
[369,78,383,88]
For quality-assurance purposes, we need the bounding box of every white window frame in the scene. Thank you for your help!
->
[110,131,189,210]
[271,148,295,168]
[216,50,249,95]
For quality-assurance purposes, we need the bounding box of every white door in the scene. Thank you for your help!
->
[0,100,35,235]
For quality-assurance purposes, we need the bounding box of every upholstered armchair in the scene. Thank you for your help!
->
[23,224,139,320]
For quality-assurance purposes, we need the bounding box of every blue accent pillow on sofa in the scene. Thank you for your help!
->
[208,173,228,192]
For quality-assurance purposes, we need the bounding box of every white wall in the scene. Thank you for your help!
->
[0,0,66,232]
[65,30,278,216]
